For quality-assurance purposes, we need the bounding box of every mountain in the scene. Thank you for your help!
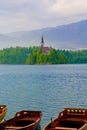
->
[0,19,87,50]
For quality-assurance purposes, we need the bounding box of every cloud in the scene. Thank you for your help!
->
[50,0,87,15]
[0,0,87,33]
[43,0,87,26]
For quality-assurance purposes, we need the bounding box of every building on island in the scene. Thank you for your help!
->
[40,36,50,54]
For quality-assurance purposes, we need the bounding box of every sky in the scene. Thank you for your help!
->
[0,0,87,34]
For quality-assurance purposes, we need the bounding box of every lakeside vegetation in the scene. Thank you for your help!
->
[0,46,87,64]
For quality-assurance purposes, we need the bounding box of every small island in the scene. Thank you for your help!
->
[0,36,87,64]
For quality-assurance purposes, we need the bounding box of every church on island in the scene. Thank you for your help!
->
[40,36,51,54]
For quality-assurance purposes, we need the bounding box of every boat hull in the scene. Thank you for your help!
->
[43,108,87,130]
[0,105,7,122]
[0,110,42,130]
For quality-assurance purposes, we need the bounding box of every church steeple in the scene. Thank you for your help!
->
[41,35,44,48]
[40,35,50,54]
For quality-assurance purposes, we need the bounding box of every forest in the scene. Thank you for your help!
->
[0,46,87,64]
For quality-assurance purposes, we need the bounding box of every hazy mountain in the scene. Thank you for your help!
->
[0,19,87,50]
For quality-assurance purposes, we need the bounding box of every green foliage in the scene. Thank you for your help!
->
[61,50,87,64]
[26,47,87,64]
[0,46,87,64]
[25,48,68,64]
[0,47,30,64]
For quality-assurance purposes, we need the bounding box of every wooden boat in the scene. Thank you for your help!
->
[0,110,42,130]
[0,105,7,122]
[43,108,87,130]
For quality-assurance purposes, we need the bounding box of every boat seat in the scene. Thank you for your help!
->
[51,127,77,130]
[79,123,87,130]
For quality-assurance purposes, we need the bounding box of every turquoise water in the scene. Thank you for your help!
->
[0,64,87,128]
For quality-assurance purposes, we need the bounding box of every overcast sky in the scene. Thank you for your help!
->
[0,0,87,33]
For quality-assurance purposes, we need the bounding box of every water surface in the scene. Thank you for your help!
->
[0,64,87,128]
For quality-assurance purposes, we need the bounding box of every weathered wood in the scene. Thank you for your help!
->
[0,110,42,130]
[43,108,87,130]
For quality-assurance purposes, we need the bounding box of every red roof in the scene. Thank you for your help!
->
[41,46,50,53]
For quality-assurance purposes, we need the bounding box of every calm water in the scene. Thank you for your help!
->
[0,64,87,128]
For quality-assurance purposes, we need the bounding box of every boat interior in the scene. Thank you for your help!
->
[48,120,87,130]
[46,108,87,130]
[0,119,35,129]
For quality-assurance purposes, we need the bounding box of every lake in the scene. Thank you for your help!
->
[0,64,87,129]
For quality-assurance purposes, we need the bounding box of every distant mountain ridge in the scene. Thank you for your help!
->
[0,19,87,50]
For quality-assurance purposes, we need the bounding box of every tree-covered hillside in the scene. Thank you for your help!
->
[26,48,68,64]
[0,47,29,64]
[0,46,87,64]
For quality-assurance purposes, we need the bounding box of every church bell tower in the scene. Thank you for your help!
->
[41,35,44,48]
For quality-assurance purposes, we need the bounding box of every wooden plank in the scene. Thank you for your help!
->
[5,126,23,129]
[51,127,77,130]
